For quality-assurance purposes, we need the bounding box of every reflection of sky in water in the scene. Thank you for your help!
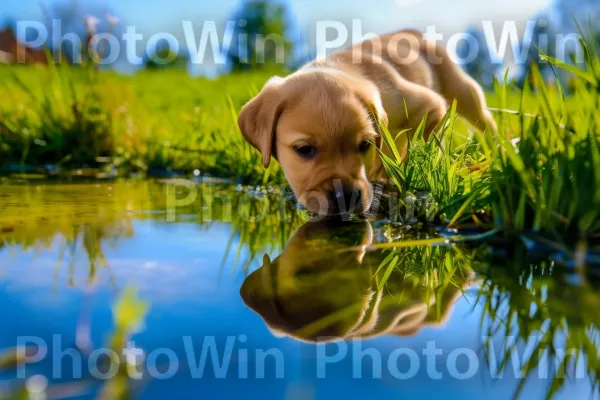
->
[0,220,598,400]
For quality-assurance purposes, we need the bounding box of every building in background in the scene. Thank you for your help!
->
[0,27,47,65]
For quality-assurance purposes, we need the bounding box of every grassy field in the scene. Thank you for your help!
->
[378,41,600,240]
[0,65,286,184]
[1,34,599,240]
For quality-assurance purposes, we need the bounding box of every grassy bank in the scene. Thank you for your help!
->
[1,35,599,239]
[0,65,286,184]
[379,37,600,239]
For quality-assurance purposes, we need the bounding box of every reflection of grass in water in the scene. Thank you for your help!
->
[372,237,600,399]
[355,238,600,399]
[55,223,133,287]
[293,242,481,340]
[0,182,140,287]
[1,188,598,400]
[0,287,150,399]
[476,245,600,399]
[214,191,308,277]
[0,180,306,287]
[375,243,480,295]
[0,182,306,398]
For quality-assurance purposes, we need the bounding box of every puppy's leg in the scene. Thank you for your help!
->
[426,43,498,134]
[388,78,448,160]
[442,72,498,134]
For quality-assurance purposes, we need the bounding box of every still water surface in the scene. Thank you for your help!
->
[0,180,598,399]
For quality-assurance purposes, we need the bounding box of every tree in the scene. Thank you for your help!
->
[227,0,294,71]
[40,0,121,65]
[145,45,188,70]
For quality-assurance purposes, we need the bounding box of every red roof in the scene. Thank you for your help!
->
[0,28,48,64]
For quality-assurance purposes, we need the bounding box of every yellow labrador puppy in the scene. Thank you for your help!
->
[239,30,496,216]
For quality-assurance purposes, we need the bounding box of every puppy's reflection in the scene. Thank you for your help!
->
[240,220,471,343]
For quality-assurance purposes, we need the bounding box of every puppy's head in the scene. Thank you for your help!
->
[238,70,387,216]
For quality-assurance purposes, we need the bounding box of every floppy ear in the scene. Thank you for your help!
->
[238,77,285,168]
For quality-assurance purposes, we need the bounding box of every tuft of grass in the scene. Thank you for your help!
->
[379,32,600,239]
[0,66,117,168]
[481,56,600,238]
[0,65,286,184]
[377,100,491,227]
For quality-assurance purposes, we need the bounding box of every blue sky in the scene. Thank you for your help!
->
[2,0,552,39]
[1,0,555,75]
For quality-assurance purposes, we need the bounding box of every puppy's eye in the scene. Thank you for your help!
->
[295,145,317,159]
[359,140,373,153]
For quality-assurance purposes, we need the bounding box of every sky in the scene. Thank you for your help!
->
[1,0,553,39]
[1,0,555,75]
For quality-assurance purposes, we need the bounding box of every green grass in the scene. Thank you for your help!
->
[379,33,600,240]
[1,33,600,239]
[0,65,286,184]
[377,104,490,227]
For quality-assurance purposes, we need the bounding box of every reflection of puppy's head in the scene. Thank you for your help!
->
[240,220,374,342]
[240,220,472,343]
[238,70,387,216]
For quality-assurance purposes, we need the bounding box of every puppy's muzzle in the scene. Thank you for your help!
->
[329,186,363,215]
[305,179,369,216]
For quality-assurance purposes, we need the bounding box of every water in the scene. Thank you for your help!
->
[0,180,598,400]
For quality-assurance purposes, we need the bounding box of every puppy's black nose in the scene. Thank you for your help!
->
[330,187,362,215]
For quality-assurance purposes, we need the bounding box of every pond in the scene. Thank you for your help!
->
[0,180,598,400]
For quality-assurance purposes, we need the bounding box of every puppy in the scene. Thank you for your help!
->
[238,30,496,216]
